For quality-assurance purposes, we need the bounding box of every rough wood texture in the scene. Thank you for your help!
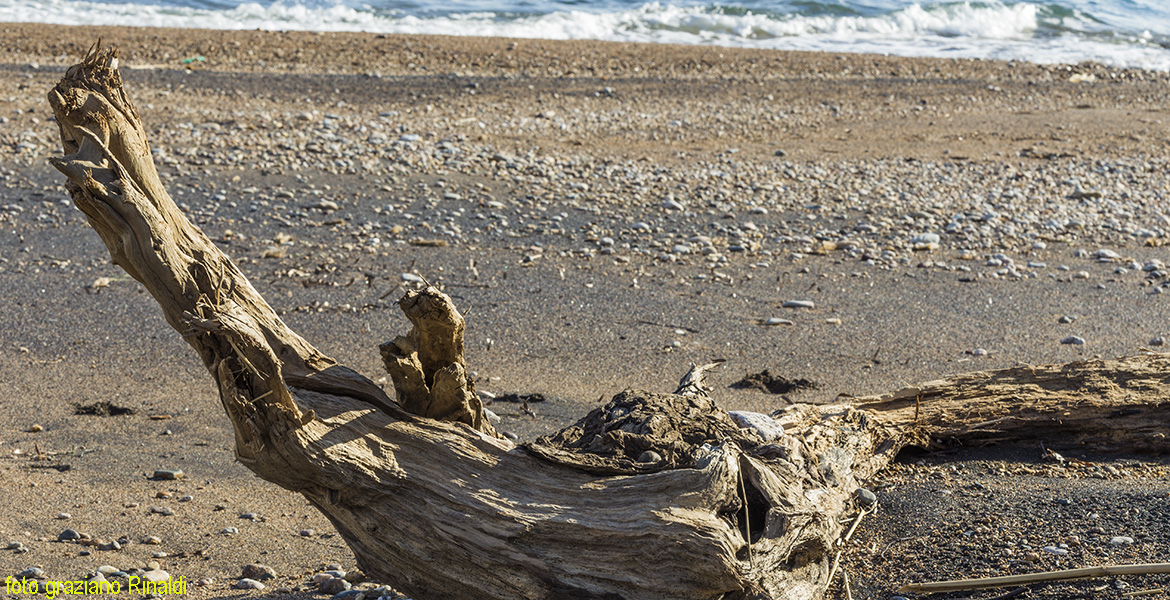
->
[379,286,498,435]
[48,43,1170,600]
[855,356,1170,454]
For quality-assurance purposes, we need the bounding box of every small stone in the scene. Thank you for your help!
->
[762,318,793,326]
[153,469,184,480]
[310,200,341,212]
[220,527,239,535]
[1058,315,1076,324]
[27,424,43,433]
[636,450,663,463]
[242,564,277,581]
[331,590,366,600]
[58,529,82,541]
[299,529,314,537]
[235,578,265,590]
[729,411,785,442]
[855,488,878,507]
[661,199,685,211]
[1150,337,1165,347]
[1111,536,1135,546]
[6,541,24,550]
[18,567,44,579]
[56,512,71,520]
[970,348,988,357]
[141,535,161,545]
[1042,545,1068,555]
[319,576,351,594]
[1061,336,1086,345]
[781,300,815,309]
[142,570,170,583]
[911,233,941,245]
[239,512,261,521]
[401,273,425,283]
[146,560,161,571]
[149,505,175,516]
[97,565,119,575]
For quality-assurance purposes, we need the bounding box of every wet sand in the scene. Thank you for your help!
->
[1,23,1169,599]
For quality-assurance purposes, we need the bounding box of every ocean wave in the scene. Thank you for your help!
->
[2,0,1168,70]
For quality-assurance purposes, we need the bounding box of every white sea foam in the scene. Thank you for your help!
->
[3,0,1168,70]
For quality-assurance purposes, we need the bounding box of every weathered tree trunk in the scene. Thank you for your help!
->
[48,43,1170,600]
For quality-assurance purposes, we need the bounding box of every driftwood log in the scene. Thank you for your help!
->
[48,44,1170,600]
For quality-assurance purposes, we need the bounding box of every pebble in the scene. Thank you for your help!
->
[27,424,43,433]
[1041,545,1068,555]
[242,564,277,581]
[235,578,266,590]
[318,576,351,594]
[1060,336,1086,345]
[220,527,239,535]
[636,451,663,463]
[142,570,170,583]
[854,488,878,507]
[6,541,25,550]
[1111,536,1135,546]
[55,512,70,520]
[58,529,82,541]
[149,505,175,516]
[1058,315,1076,323]
[728,411,785,442]
[781,300,815,309]
[310,200,341,212]
[153,469,184,480]
[762,318,793,326]
[299,529,315,537]
[141,535,162,545]
[239,512,261,521]
[18,567,44,579]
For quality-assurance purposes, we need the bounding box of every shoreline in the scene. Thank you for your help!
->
[2,22,1170,599]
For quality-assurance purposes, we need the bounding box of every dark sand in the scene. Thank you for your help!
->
[1,23,1169,599]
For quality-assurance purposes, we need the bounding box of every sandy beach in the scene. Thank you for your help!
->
[2,23,1170,599]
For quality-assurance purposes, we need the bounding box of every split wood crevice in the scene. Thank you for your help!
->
[48,44,1170,600]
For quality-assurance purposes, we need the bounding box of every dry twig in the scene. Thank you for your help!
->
[900,563,1170,593]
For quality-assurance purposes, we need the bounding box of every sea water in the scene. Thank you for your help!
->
[4,0,1169,70]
